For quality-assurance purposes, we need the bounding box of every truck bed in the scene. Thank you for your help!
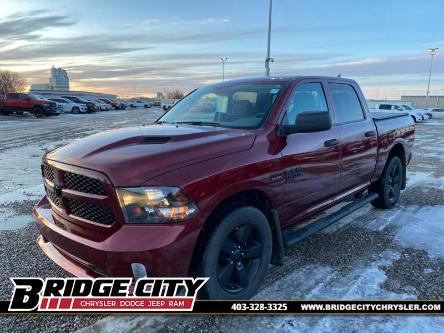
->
[371,111,409,120]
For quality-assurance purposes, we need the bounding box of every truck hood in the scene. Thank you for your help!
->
[45,124,256,186]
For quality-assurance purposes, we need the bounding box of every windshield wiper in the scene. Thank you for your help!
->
[155,120,172,124]
[175,121,222,127]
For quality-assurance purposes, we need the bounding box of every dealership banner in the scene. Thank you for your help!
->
[1,277,443,315]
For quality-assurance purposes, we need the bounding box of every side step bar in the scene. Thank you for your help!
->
[282,192,379,248]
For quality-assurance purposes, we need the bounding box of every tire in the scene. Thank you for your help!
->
[198,206,272,300]
[32,107,44,118]
[72,107,80,114]
[371,156,403,209]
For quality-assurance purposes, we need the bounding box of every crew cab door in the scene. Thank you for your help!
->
[280,81,341,223]
[326,81,378,193]
[18,93,32,110]
[5,93,20,109]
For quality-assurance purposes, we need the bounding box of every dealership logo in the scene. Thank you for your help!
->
[9,277,208,312]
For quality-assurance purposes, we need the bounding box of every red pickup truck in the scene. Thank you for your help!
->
[0,93,60,117]
[34,76,415,299]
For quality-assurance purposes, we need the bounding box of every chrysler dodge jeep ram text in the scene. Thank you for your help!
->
[34,76,415,299]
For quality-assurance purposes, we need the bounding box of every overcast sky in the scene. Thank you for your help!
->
[0,0,443,98]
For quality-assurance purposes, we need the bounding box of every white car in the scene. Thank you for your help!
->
[401,104,431,119]
[86,98,111,111]
[48,98,88,113]
[129,100,152,108]
[427,108,444,119]
[161,99,179,110]
[377,103,424,123]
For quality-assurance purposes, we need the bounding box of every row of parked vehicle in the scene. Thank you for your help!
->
[369,102,444,122]
[0,92,127,117]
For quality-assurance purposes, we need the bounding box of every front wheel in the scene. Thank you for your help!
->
[32,107,44,118]
[199,206,272,299]
[371,156,403,209]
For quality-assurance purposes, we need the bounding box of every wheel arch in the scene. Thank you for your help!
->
[387,143,407,190]
[188,189,282,276]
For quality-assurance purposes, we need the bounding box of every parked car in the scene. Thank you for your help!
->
[48,98,88,113]
[62,96,97,113]
[161,98,178,110]
[98,98,118,109]
[401,104,432,119]
[0,93,60,117]
[35,76,415,299]
[91,99,112,111]
[153,100,161,107]
[427,108,444,119]
[377,103,424,123]
[129,100,152,108]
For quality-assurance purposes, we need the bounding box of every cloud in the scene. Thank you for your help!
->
[0,10,75,41]
[288,54,444,77]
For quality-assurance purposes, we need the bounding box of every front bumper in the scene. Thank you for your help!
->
[33,196,200,278]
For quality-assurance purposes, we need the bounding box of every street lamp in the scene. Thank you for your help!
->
[219,57,228,81]
[426,48,439,108]
[264,0,273,76]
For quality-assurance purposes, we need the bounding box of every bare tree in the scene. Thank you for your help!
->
[0,70,27,96]
[163,89,184,99]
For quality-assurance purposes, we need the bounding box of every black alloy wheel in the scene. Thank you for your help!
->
[218,223,264,293]
[199,206,272,299]
[371,156,403,209]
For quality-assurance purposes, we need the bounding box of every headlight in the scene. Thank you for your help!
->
[116,187,198,224]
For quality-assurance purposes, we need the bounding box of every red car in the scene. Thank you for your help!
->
[34,76,414,299]
[0,93,59,117]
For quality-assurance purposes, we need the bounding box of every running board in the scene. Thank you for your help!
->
[282,192,379,248]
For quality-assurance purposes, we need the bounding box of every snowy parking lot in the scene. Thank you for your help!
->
[0,109,443,332]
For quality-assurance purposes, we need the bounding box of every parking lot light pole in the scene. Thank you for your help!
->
[426,48,439,108]
[265,0,273,76]
[219,57,228,81]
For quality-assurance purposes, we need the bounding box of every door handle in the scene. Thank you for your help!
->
[324,139,339,147]
[364,130,376,138]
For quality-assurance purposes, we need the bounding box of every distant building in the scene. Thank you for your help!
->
[156,92,164,99]
[49,67,69,91]
[30,83,50,90]
[29,88,117,100]
[29,67,117,99]
[401,95,444,109]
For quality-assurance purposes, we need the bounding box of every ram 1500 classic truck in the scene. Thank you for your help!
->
[0,93,59,117]
[34,76,415,299]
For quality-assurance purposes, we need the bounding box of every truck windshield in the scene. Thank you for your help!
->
[158,83,285,129]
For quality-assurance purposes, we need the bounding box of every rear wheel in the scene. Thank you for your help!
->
[371,156,403,209]
[199,206,272,299]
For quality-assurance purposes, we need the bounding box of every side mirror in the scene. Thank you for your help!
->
[278,111,331,136]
